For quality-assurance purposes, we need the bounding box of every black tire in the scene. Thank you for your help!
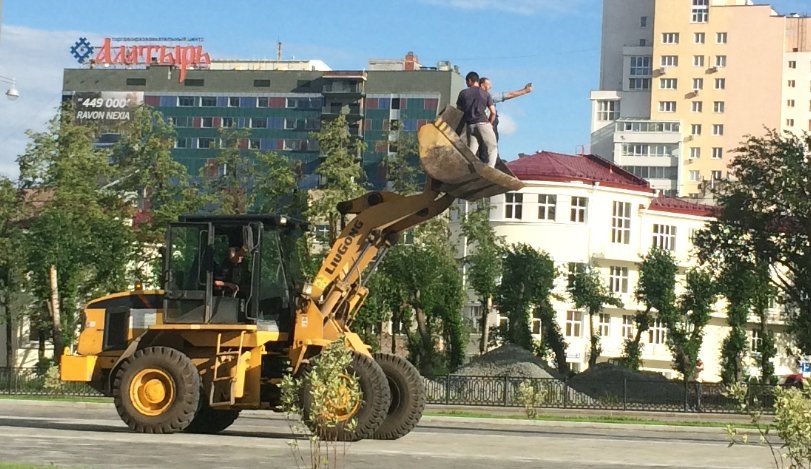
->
[112,346,200,434]
[301,351,391,441]
[372,353,426,440]
[184,403,240,434]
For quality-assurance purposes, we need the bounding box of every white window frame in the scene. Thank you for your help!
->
[570,196,587,223]
[622,315,635,339]
[693,55,705,67]
[661,55,679,67]
[662,33,679,44]
[565,310,583,338]
[660,78,678,89]
[689,170,701,182]
[691,124,702,135]
[611,201,631,244]
[715,55,727,67]
[692,101,703,113]
[712,147,723,159]
[714,78,726,90]
[713,101,725,113]
[598,313,611,337]
[713,124,724,135]
[694,32,706,44]
[659,101,676,112]
[538,194,557,221]
[505,192,523,220]
[652,224,677,251]
[609,266,629,293]
[648,318,667,344]
[690,147,701,159]
[716,32,728,44]
[597,100,620,121]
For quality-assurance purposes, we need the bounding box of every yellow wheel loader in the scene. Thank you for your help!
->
[60,106,523,440]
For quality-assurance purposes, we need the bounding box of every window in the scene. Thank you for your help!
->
[565,310,582,338]
[788,60,797,69]
[713,124,724,135]
[692,101,703,112]
[567,262,588,287]
[222,117,234,128]
[692,0,709,23]
[693,55,705,67]
[788,99,796,107]
[598,314,611,337]
[716,32,727,44]
[712,147,723,159]
[611,201,631,244]
[787,118,795,127]
[228,97,240,107]
[692,78,704,90]
[178,96,196,107]
[648,318,667,344]
[609,266,629,293]
[622,315,635,339]
[661,56,679,67]
[659,101,676,112]
[691,124,702,135]
[629,78,651,90]
[201,117,213,128]
[640,16,648,27]
[253,79,271,87]
[172,116,190,128]
[690,147,701,159]
[250,117,267,129]
[570,196,587,223]
[660,78,678,89]
[630,56,651,76]
[689,170,701,182]
[175,137,191,149]
[531,317,542,335]
[662,33,679,44]
[714,101,725,113]
[751,329,762,352]
[652,224,677,251]
[694,32,705,44]
[639,39,647,46]
[711,170,722,180]
[538,194,556,221]
[126,78,146,86]
[200,96,216,107]
[788,79,796,88]
[597,100,620,121]
[505,193,523,219]
[198,137,215,149]
[715,55,727,67]
[257,97,269,107]
[248,139,261,150]
[714,78,726,90]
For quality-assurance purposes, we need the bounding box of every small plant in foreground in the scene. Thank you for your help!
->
[279,340,361,469]
[516,380,548,419]
[725,380,811,469]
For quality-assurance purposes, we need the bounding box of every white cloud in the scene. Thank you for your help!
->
[415,0,588,15]
[0,26,105,180]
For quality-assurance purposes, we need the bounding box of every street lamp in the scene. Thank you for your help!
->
[0,75,19,100]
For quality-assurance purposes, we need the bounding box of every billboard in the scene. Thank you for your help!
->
[73,91,144,124]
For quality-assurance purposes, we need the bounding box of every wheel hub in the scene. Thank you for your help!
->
[130,368,175,416]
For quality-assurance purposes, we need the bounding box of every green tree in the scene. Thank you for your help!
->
[0,177,24,367]
[17,105,134,364]
[693,130,811,354]
[110,106,205,284]
[624,248,678,371]
[496,244,558,354]
[459,200,504,354]
[381,120,422,194]
[307,115,366,246]
[567,264,622,367]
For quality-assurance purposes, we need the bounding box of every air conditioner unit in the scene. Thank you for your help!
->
[707,66,718,73]
[653,67,666,76]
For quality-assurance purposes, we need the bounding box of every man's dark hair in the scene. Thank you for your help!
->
[465,71,480,83]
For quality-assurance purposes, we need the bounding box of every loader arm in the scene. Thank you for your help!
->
[288,105,524,360]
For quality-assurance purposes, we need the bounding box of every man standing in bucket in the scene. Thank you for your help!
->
[456,71,498,167]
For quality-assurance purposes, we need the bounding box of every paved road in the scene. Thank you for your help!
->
[0,400,777,469]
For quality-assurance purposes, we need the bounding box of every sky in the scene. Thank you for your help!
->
[0,0,808,180]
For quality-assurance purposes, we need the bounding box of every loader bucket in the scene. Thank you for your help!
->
[418,106,524,201]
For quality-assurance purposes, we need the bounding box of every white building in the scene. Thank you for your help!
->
[452,151,795,381]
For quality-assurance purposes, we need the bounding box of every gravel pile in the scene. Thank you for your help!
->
[453,343,561,380]
[567,363,685,404]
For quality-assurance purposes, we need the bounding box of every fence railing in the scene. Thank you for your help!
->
[0,368,778,414]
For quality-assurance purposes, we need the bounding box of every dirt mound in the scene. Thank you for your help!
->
[453,343,561,380]
[568,362,684,404]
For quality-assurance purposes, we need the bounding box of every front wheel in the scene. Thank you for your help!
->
[112,346,200,434]
[301,351,391,441]
[372,353,425,439]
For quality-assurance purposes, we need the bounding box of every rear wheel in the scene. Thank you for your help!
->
[372,353,425,440]
[184,403,240,434]
[301,351,390,441]
[112,346,200,434]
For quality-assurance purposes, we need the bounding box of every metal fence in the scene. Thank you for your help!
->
[0,368,778,414]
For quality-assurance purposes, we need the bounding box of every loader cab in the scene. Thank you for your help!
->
[162,214,307,331]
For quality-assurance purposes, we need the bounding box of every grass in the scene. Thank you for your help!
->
[0,395,110,403]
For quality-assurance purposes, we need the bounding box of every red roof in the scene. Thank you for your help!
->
[648,194,717,217]
[507,151,653,193]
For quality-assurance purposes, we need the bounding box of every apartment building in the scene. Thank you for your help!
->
[590,0,811,198]
[62,49,463,191]
[451,151,795,381]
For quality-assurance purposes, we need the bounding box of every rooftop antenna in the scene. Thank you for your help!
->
[277,41,282,61]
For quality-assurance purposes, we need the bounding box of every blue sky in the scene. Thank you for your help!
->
[0,0,808,179]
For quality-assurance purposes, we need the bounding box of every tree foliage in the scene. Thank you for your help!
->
[567,264,622,367]
[693,130,811,354]
[495,244,560,367]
